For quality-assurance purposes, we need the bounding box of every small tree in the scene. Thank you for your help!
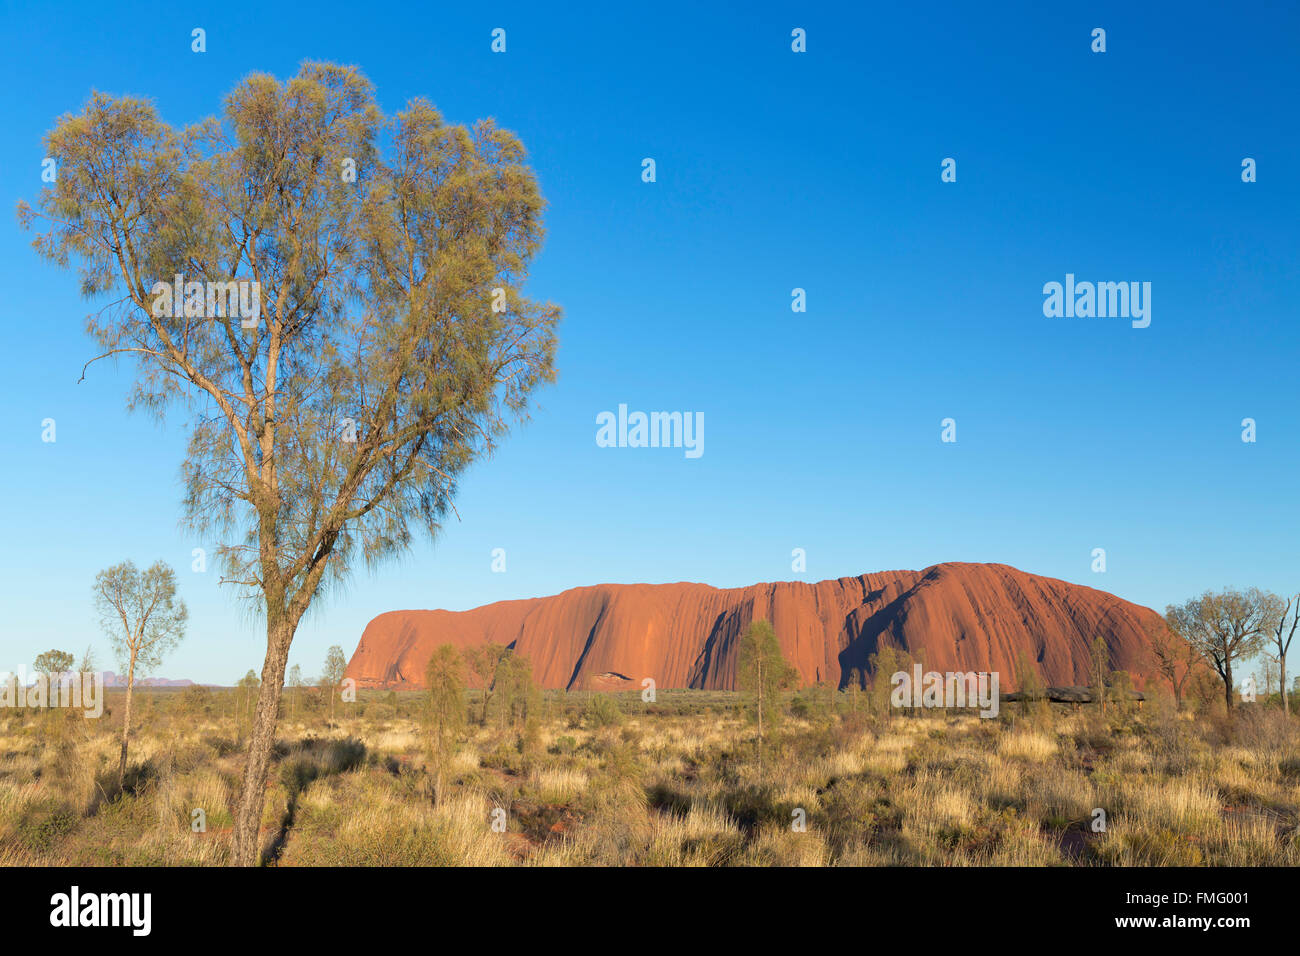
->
[1186,667,1224,715]
[1089,636,1110,716]
[1268,596,1299,717]
[92,560,187,783]
[76,646,98,685]
[736,619,798,770]
[424,644,466,804]
[1166,589,1280,713]
[313,675,331,712]
[495,650,535,731]
[33,650,75,706]
[1259,656,1278,698]
[181,684,212,716]
[1147,617,1198,710]
[287,664,303,719]
[867,645,912,721]
[465,642,510,725]
[322,646,348,721]
[1109,669,1135,715]
[71,646,99,721]
[844,668,864,718]
[1013,649,1048,720]
[237,670,261,727]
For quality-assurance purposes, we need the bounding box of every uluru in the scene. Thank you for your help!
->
[344,562,1162,692]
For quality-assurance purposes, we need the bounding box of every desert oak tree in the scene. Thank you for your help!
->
[465,641,510,725]
[1143,616,1199,710]
[736,619,798,770]
[322,644,347,719]
[1268,595,1299,717]
[423,644,466,805]
[20,63,560,864]
[32,649,75,692]
[32,650,74,711]
[1165,588,1281,713]
[92,560,188,784]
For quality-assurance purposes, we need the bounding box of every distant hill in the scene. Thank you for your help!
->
[345,562,1163,692]
[101,672,197,688]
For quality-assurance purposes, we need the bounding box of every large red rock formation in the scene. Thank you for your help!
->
[344,562,1161,692]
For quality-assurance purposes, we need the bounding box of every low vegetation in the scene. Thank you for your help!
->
[3,676,1297,867]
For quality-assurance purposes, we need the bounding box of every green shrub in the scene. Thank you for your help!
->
[19,800,79,852]
[581,694,623,729]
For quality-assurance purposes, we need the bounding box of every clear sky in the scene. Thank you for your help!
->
[1,1,1297,685]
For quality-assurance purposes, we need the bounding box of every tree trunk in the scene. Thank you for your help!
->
[231,617,294,867]
[1281,656,1289,718]
[756,655,764,775]
[117,649,137,786]
[432,734,446,807]
[1224,661,1234,712]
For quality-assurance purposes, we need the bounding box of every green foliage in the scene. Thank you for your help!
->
[1166,588,1283,711]
[179,684,213,715]
[465,643,511,724]
[494,650,537,730]
[323,647,348,687]
[518,714,543,771]
[1013,650,1049,720]
[424,646,467,733]
[737,619,798,730]
[424,645,467,802]
[867,644,914,720]
[92,561,187,676]
[33,650,74,680]
[549,735,578,755]
[581,693,623,729]
[19,799,79,852]
[21,63,561,600]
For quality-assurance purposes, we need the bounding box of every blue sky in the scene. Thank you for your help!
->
[1,1,1297,684]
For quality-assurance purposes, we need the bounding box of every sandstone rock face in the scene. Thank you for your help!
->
[344,562,1161,692]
